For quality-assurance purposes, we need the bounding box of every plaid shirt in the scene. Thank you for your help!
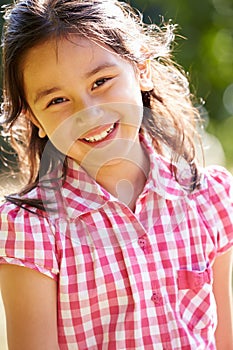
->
[0,135,233,350]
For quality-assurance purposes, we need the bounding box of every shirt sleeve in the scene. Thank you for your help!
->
[204,166,233,255]
[0,201,59,279]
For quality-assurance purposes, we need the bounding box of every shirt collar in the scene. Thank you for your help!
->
[140,132,189,200]
[37,132,190,219]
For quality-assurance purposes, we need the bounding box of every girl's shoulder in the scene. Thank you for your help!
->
[199,164,233,199]
[189,164,233,218]
[0,183,48,219]
[192,165,233,254]
[0,194,59,279]
[0,197,38,219]
[0,181,57,247]
[0,195,55,242]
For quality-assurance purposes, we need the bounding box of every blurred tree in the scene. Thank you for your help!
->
[0,0,232,169]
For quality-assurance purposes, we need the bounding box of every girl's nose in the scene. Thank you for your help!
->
[72,103,105,137]
[75,100,104,121]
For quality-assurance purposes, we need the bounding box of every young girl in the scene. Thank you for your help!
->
[0,0,232,349]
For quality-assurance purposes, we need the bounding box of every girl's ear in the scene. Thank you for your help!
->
[24,109,47,138]
[137,60,153,91]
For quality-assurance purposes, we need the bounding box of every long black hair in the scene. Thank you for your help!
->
[1,0,201,210]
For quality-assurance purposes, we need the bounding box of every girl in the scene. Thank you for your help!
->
[0,0,232,349]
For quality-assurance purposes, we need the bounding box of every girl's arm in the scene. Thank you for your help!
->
[0,264,59,350]
[213,247,233,350]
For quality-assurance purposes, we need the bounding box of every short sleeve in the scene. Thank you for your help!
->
[0,201,59,279]
[204,166,233,254]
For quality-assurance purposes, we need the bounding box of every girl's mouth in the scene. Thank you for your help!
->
[81,122,118,143]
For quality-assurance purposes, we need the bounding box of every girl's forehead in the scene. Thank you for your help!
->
[22,35,136,92]
[26,35,112,59]
[22,35,130,71]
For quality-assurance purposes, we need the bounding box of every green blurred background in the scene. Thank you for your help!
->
[131,0,233,171]
[0,0,233,172]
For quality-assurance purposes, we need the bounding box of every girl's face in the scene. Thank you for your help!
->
[22,36,152,174]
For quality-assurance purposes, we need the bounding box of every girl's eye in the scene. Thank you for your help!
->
[48,97,67,107]
[92,77,111,90]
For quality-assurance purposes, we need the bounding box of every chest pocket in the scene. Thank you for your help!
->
[177,267,216,330]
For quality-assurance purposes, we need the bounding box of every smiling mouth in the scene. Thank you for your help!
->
[81,123,117,143]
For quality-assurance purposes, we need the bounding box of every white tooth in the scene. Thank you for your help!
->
[84,124,115,143]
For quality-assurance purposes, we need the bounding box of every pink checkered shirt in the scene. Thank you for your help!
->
[0,135,233,349]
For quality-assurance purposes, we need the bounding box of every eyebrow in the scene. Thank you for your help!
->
[84,62,118,79]
[33,87,61,105]
[33,63,118,105]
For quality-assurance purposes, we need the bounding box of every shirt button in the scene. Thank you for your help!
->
[151,291,163,305]
[138,237,146,250]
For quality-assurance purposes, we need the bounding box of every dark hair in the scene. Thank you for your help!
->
[1,0,202,210]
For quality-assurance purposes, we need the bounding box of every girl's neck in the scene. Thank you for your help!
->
[95,142,150,211]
